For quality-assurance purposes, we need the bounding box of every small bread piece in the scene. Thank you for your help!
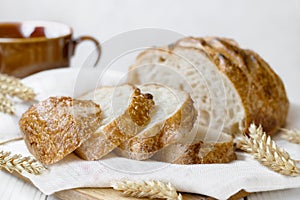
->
[116,84,197,160]
[75,84,155,160]
[19,96,102,165]
[128,37,289,135]
[153,125,236,164]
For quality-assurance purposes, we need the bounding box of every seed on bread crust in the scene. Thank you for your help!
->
[129,88,155,126]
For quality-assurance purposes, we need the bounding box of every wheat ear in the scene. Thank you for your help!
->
[111,180,182,200]
[0,73,35,101]
[0,93,14,114]
[281,128,300,145]
[237,123,300,176]
[0,150,46,175]
[0,73,24,86]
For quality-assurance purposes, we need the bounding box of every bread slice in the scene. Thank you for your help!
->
[153,125,236,164]
[115,84,197,160]
[19,96,102,165]
[75,84,155,160]
[128,37,289,135]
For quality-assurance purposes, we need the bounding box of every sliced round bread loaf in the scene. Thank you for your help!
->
[115,84,197,160]
[127,37,289,135]
[153,125,236,164]
[75,84,155,160]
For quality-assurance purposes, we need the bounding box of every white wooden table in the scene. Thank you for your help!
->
[0,0,299,199]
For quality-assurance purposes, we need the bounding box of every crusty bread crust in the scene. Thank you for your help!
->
[116,85,197,160]
[174,37,289,134]
[153,125,236,164]
[75,85,155,160]
[164,137,236,164]
[19,97,102,165]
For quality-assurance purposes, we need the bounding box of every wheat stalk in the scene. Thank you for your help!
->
[0,93,14,114]
[0,150,46,175]
[0,73,36,114]
[0,82,35,101]
[236,123,300,176]
[281,128,300,145]
[111,180,182,200]
[0,73,24,87]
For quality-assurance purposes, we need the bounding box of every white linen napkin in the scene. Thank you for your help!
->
[1,68,300,200]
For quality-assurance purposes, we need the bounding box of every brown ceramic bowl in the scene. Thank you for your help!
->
[0,21,101,78]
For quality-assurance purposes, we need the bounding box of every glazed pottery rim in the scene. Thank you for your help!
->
[0,20,73,43]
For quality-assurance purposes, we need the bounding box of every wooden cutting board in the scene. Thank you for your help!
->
[13,171,249,200]
[54,188,249,200]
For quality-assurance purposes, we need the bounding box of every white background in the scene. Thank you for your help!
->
[1,0,299,102]
[1,0,300,199]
